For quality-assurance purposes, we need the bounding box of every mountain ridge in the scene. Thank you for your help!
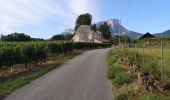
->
[96,19,142,39]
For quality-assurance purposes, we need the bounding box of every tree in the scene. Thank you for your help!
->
[110,35,134,45]
[75,13,92,31]
[65,34,74,40]
[92,24,97,32]
[1,32,31,42]
[98,22,112,39]
[51,34,65,40]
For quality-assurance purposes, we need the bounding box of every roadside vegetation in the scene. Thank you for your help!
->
[107,42,170,100]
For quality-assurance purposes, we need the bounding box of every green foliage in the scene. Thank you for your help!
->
[0,46,15,67]
[141,61,160,77]
[140,93,160,100]
[21,44,36,69]
[113,72,133,86]
[51,34,74,40]
[0,41,111,69]
[34,44,48,64]
[0,51,81,99]
[75,13,92,30]
[92,24,97,32]
[114,91,129,100]
[51,34,66,40]
[107,64,125,79]
[98,22,112,39]
[1,32,31,42]
[110,35,135,45]
[65,34,74,40]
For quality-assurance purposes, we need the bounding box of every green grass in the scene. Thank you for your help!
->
[113,71,133,86]
[114,91,129,100]
[0,51,82,99]
[107,47,170,100]
[128,47,170,80]
[107,49,133,86]
[140,93,161,100]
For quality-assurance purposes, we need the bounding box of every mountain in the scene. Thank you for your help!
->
[154,30,170,37]
[61,29,74,35]
[96,19,141,39]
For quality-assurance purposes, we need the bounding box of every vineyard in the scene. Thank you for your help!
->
[0,41,111,72]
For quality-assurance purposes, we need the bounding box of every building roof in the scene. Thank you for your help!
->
[139,32,156,40]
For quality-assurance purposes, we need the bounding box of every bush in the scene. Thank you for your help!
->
[107,63,124,79]
[140,93,160,100]
[141,61,160,77]
[114,91,129,100]
[113,72,133,86]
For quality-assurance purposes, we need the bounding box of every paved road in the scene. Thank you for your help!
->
[4,48,113,100]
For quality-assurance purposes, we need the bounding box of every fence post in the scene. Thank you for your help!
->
[142,45,145,67]
[161,40,164,79]
[135,44,137,64]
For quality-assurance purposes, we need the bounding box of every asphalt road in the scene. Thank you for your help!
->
[4,48,113,100]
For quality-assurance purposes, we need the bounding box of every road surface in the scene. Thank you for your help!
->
[4,48,113,100]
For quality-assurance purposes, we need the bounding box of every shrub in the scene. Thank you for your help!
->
[114,91,129,100]
[107,63,124,79]
[113,72,133,86]
[140,93,160,100]
[141,61,160,77]
[21,44,36,69]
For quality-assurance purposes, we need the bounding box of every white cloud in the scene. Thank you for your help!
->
[68,0,94,15]
[0,0,99,36]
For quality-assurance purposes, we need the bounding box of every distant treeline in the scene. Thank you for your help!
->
[0,32,74,42]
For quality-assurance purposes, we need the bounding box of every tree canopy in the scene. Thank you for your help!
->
[51,34,74,40]
[109,35,135,45]
[98,22,112,39]
[0,32,31,42]
[75,13,92,31]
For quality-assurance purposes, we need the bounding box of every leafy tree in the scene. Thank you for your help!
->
[110,35,135,45]
[1,32,31,42]
[75,13,92,31]
[92,24,97,32]
[51,34,65,40]
[98,22,112,39]
[31,38,44,41]
[65,34,74,40]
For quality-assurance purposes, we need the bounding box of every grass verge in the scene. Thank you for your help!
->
[106,48,134,99]
[107,47,170,100]
[0,50,83,99]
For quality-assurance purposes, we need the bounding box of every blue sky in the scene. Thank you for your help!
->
[0,0,170,38]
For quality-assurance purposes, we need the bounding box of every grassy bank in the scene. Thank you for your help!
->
[107,47,170,100]
[0,50,83,99]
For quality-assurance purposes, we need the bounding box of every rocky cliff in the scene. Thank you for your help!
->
[72,25,104,43]
[97,19,141,39]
